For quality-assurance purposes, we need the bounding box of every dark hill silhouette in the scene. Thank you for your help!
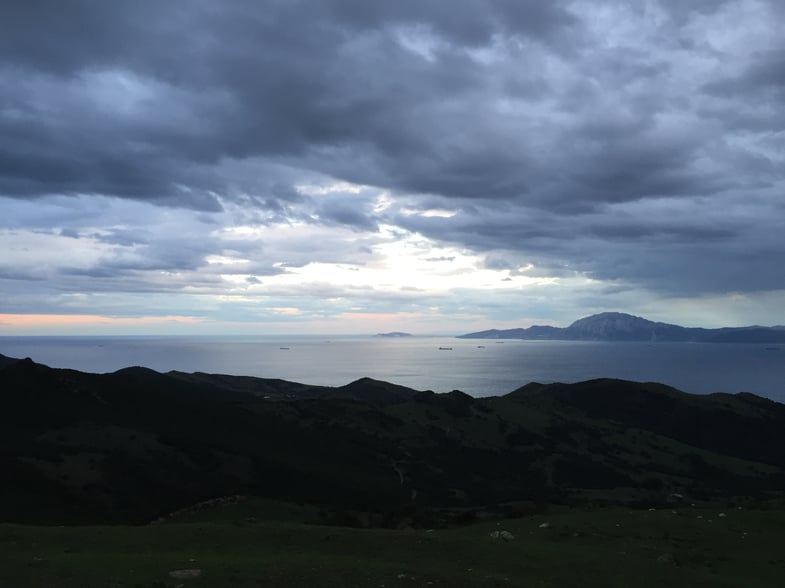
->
[332,377,419,406]
[506,378,785,468]
[2,353,784,525]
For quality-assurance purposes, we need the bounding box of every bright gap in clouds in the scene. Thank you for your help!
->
[2,185,782,335]
[0,191,567,335]
[218,221,543,296]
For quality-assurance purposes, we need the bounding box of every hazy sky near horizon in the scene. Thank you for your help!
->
[1,0,784,335]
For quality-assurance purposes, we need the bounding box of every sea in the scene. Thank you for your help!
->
[1,335,783,404]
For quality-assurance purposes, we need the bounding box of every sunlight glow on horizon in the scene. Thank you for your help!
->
[0,311,526,337]
[0,314,206,335]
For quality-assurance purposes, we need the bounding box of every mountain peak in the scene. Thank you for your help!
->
[567,313,661,339]
[568,312,652,328]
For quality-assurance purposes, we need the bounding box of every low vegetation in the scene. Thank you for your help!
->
[3,502,785,587]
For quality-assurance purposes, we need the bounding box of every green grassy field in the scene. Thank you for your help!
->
[3,504,784,588]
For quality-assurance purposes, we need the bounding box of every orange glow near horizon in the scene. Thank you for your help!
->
[0,314,203,330]
[0,311,497,336]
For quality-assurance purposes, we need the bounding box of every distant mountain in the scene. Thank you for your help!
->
[375,331,412,337]
[3,352,785,526]
[458,312,785,343]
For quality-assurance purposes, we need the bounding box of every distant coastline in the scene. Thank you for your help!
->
[458,311,785,344]
[375,331,413,338]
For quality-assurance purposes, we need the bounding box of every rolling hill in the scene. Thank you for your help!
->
[2,352,784,526]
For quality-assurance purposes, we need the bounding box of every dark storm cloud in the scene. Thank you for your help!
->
[85,228,152,247]
[1,0,783,302]
[704,49,785,97]
[321,0,579,45]
[0,269,44,281]
[315,203,378,231]
[701,48,785,135]
[656,0,737,21]
[0,0,577,207]
[396,189,785,296]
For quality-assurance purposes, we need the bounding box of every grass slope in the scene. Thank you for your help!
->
[2,504,784,587]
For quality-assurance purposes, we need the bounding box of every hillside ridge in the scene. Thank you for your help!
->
[2,353,784,525]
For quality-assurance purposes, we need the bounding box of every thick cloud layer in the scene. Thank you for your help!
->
[1,0,784,331]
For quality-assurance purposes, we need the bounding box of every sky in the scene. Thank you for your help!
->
[1,0,784,335]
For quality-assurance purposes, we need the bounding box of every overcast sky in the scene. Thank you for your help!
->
[1,0,784,335]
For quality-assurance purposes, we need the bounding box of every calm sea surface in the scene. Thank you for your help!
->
[1,336,783,403]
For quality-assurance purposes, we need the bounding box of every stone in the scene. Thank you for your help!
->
[169,569,202,580]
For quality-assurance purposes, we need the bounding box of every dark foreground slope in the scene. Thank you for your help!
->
[4,507,785,588]
[2,353,785,525]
